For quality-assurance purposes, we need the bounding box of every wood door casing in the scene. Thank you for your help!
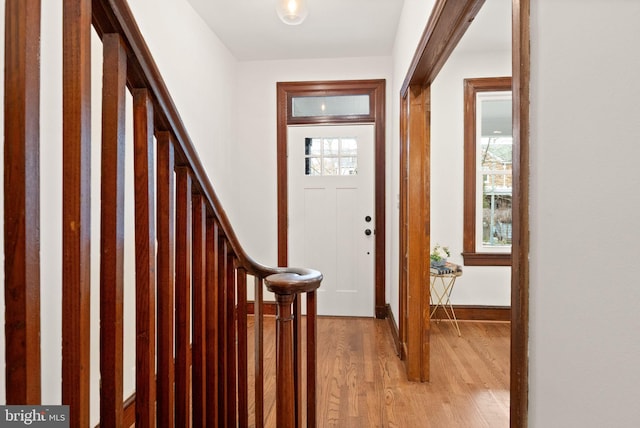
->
[276,80,387,319]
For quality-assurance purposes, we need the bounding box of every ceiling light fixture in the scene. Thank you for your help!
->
[276,0,309,26]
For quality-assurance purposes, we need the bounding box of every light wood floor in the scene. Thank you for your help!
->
[249,316,510,428]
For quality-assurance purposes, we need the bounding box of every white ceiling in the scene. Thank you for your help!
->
[186,0,405,61]
[186,0,511,62]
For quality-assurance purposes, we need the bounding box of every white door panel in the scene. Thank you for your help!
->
[288,125,374,317]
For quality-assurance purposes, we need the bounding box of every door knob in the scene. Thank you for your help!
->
[365,229,372,236]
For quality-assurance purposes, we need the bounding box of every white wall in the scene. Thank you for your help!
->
[430,48,512,304]
[529,1,640,426]
[128,0,238,207]
[389,0,437,322]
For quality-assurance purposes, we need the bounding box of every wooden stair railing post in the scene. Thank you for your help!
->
[206,218,221,428]
[156,131,176,428]
[99,32,127,428]
[225,246,238,427]
[274,293,296,428]
[62,0,92,425]
[4,0,42,405]
[237,268,249,428]
[175,166,192,428]
[254,277,265,428]
[306,291,318,427]
[217,234,229,427]
[133,88,157,428]
[293,295,303,427]
[192,194,208,428]
[265,270,322,428]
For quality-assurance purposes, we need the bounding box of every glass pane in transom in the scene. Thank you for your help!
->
[292,94,370,117]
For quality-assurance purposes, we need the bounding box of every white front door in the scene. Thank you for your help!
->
[288,124,375,317]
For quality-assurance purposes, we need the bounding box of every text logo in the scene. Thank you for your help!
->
[0,406,69,427]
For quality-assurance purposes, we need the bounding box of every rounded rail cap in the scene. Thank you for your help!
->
[264,268,322,295]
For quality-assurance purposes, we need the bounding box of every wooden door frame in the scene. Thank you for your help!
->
[398,0,530,426]
[276,79,387,318]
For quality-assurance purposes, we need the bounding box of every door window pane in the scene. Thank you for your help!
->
[323,138,339,155]
[305,139,322,156]
[341,138,358,155]
[340,157,358,175]
[304,137,358,176]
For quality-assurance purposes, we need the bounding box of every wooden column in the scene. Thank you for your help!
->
[133,88,156,428]
[99,32,127,428]
[62,0,92,425]
[4,0,42,405]
[405,84,431,382]
[156,132,175,428]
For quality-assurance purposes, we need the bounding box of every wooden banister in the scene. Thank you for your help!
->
[4,0,322,427]
[266,271,323,428]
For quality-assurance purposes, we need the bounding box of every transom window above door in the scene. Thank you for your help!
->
[304,137,358,176]
[292,95,370,117]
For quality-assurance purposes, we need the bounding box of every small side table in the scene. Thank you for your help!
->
[430,263,462,336]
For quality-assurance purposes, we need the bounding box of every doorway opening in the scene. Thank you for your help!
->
[276,80,387,318]
[398,0,529,426]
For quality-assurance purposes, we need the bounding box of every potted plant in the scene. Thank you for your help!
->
[430,244,450,267]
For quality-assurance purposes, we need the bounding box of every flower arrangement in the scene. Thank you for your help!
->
[430,244,450,267]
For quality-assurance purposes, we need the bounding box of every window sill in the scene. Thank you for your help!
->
[462,252,512,266]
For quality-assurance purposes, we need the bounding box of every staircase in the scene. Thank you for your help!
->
[3,0,322,426]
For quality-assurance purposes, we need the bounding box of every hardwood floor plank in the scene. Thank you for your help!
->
[247,316,509,427]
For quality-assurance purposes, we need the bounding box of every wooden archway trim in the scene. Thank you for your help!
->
[400,0,486,95]
[398,0,530,426]
[399,0,488,383]
[276,79,387,318]
[511,1,531,425]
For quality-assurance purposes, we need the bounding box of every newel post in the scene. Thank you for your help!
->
[274,292,296,428]
[265,269,322,428]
